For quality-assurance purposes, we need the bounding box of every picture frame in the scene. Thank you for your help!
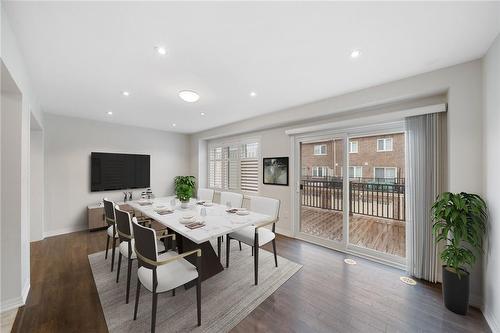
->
[263,157,289,186]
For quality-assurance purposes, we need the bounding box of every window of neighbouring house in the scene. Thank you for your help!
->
[313,144,327,155]
[349,140,358,153]
[374,167,397,182]
[349,166,363,178]
[312,166,328,177]
[377,138,393,152]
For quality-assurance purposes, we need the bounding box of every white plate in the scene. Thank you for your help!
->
[236,210,250,216]
[179,217,197,224]
[203,202,213,207]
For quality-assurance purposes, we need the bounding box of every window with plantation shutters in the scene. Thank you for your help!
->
[240,142,259,192]
[208,140,260,193]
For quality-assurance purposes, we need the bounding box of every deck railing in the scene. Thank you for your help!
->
[300,177,406,221]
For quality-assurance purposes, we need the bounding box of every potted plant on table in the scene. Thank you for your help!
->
[174,176,196,209]
[431,192,487,315]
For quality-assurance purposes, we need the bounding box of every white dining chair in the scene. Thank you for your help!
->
[226,196,280,285]
[197,188,215,202]
[132,220,202,332]
[220,191,243,209]
[114,206,169,304]
[103,198,119,272]
[217,191,245,256]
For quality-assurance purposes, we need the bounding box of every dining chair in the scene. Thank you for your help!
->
[197,188,214,202]
[114,207,170,304]
[103,198,119,272]
[220,191,243,208]
[219,191,244,253]
[132,220,202,332]
[226,196,280,285]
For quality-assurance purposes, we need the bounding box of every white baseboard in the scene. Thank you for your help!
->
[0,281,30,313]
[0,296,24,313]
[43,225,87,238]
[22,281,30,304]
[483,308,500,333]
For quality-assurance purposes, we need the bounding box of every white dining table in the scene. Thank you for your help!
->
[127,196,272,284]
[128,196,272,244]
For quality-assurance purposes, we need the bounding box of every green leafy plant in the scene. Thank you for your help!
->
[431,192,487,277]
[174,176,196,202]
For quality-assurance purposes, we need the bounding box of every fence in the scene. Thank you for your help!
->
[300,177,406,221]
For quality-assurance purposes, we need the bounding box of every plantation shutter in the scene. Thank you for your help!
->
[228,145,240,190]
[240,142,259,192]
[208,146,228,190]
[208,140,260,192]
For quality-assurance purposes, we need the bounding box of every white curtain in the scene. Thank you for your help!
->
[405,112,445,282]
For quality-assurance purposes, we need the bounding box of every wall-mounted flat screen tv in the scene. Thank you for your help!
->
[91,152,150,192]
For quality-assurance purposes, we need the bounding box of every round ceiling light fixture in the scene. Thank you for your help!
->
[107,111,113,115]
[122,91,130,96]
[350,49,361,59]
[155,46,167,55]
[178,90,200,103]
[200,112,206,116]
[250,91,257,97]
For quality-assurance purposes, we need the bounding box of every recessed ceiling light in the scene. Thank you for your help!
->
[122,91,130,96]
[172,123,177,127]
[250,91,257,97]
[155,46,167,55]
[107,111,113,115]
[178,90,200,103]
[350,49,361,59]
[200,112,206,116]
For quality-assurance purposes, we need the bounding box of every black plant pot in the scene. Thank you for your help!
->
[442,266,470,315]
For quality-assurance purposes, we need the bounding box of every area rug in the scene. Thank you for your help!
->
[88,240,302,332]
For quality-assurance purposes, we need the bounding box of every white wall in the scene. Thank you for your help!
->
[1,5,42,312]
[483,33,500,332]
[30,127,44,241]
[1,90,23,311]
[190,60,484,305]
[43,113,191,236]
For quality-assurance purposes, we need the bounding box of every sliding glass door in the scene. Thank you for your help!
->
[347,133,406,264]
[295,125,407,266]
[298,137,346,250]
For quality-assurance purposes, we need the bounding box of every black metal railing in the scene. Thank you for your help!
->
[300,177,406,221]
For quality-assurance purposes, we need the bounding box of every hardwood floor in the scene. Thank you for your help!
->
[12,229,489,333]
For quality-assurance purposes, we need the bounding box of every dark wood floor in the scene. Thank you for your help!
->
[13,229,490,333]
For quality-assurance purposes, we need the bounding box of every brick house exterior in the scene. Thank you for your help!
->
[301,133,405,180]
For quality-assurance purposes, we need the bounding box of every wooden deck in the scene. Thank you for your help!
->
[300,207,406,258]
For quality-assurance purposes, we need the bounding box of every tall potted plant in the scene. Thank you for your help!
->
[431,192,487,315]
[174,176,196,208]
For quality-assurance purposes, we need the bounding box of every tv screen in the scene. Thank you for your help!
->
[91,152,150,192]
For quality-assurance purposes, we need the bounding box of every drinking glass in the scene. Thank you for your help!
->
[170,198,176,209]
[200,207,207,217]
[226,201,232,210]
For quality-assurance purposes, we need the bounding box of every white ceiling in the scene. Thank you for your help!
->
[4,1,500,133]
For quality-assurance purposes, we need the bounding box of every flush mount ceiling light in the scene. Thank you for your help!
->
[250,91,257,97]
[122,91,130,96]
[172,123,177,127]
[350,49,361,59]
[155,46,167,55]
[107,111,113,115]
[200,112,206,116]
[178,90,200,103]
